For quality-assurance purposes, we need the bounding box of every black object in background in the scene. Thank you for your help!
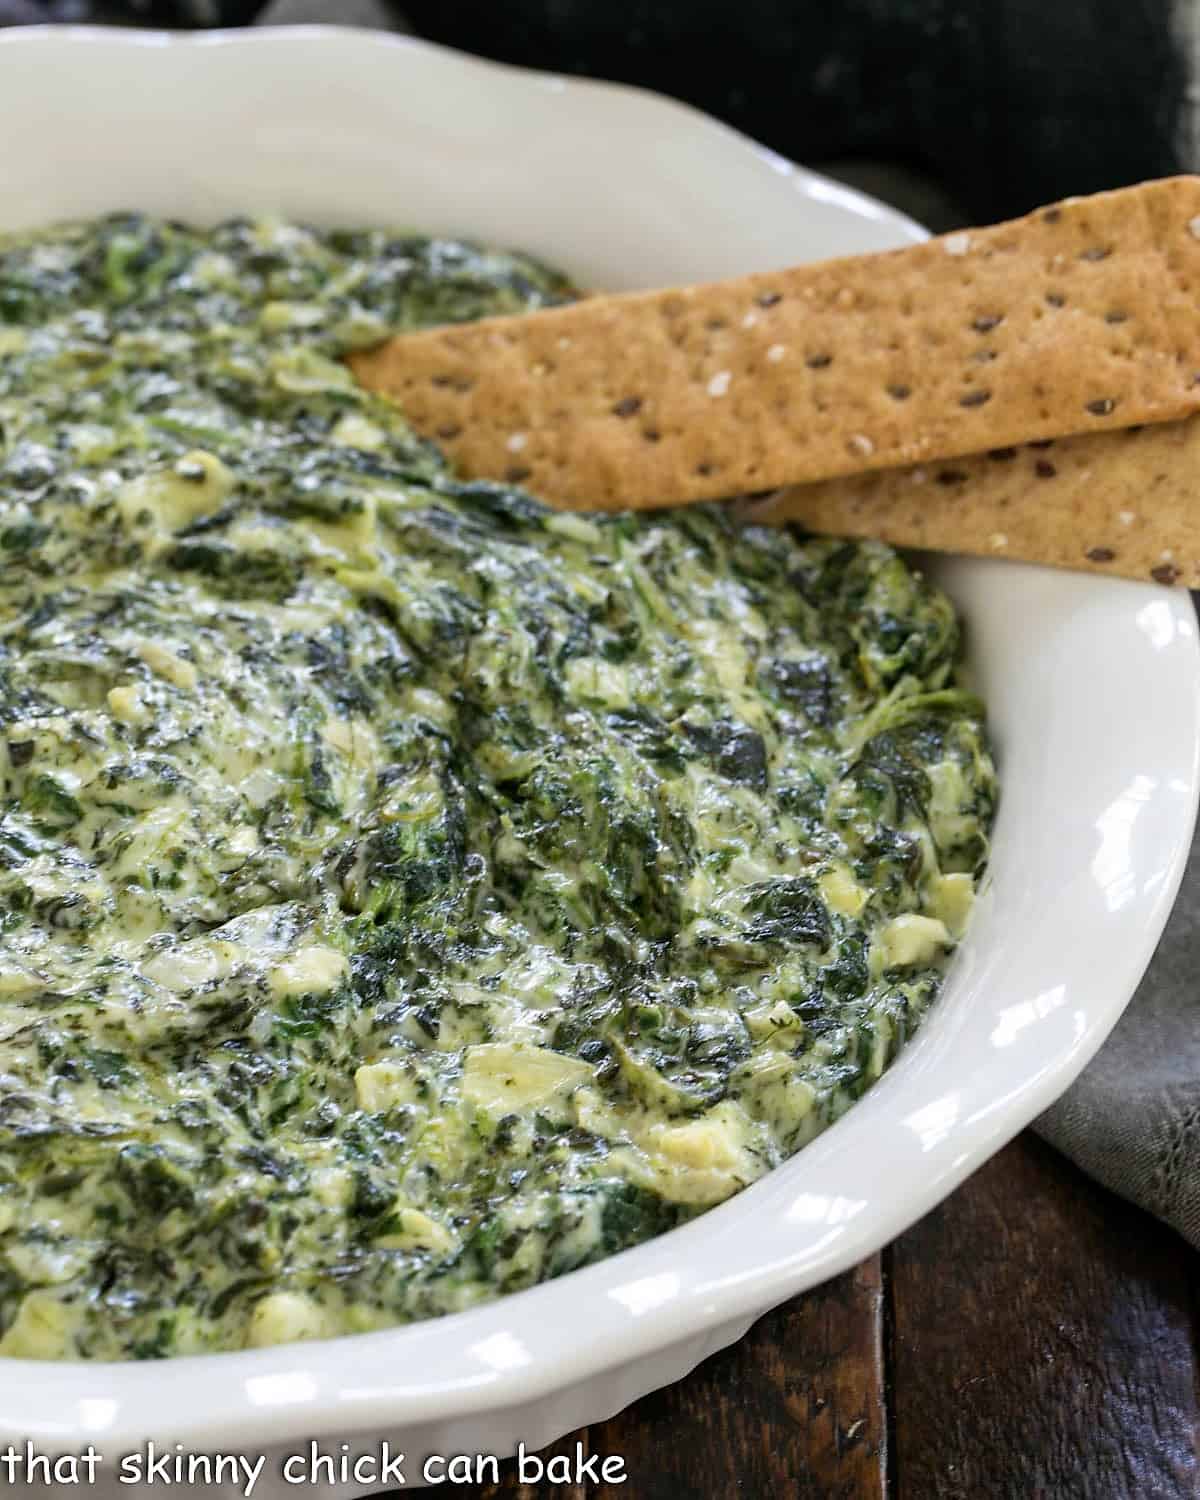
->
[0,0,265,24]
[399,0,1189,226]
[0,0,1189,227]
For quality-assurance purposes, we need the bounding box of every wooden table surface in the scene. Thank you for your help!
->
[405,1132,1199,1500]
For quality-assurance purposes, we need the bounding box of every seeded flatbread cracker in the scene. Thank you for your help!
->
[746,416,1200,586]
[350,177,1200,511]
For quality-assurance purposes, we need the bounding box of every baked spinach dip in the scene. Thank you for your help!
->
[0,215,996,1360]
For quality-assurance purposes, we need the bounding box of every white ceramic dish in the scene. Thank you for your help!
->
[1,24,1198,1498]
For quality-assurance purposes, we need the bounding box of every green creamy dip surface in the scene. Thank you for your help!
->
[0,215,996,1361]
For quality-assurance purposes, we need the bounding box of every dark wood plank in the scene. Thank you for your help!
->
[589,1253,887,1500]
[890,1132,1200,1500]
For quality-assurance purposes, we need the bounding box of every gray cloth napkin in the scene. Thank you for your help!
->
[255,0,1200,1247]
[1036,805,1200,1248]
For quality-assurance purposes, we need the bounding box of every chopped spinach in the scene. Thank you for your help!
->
[0,213,994,1362]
